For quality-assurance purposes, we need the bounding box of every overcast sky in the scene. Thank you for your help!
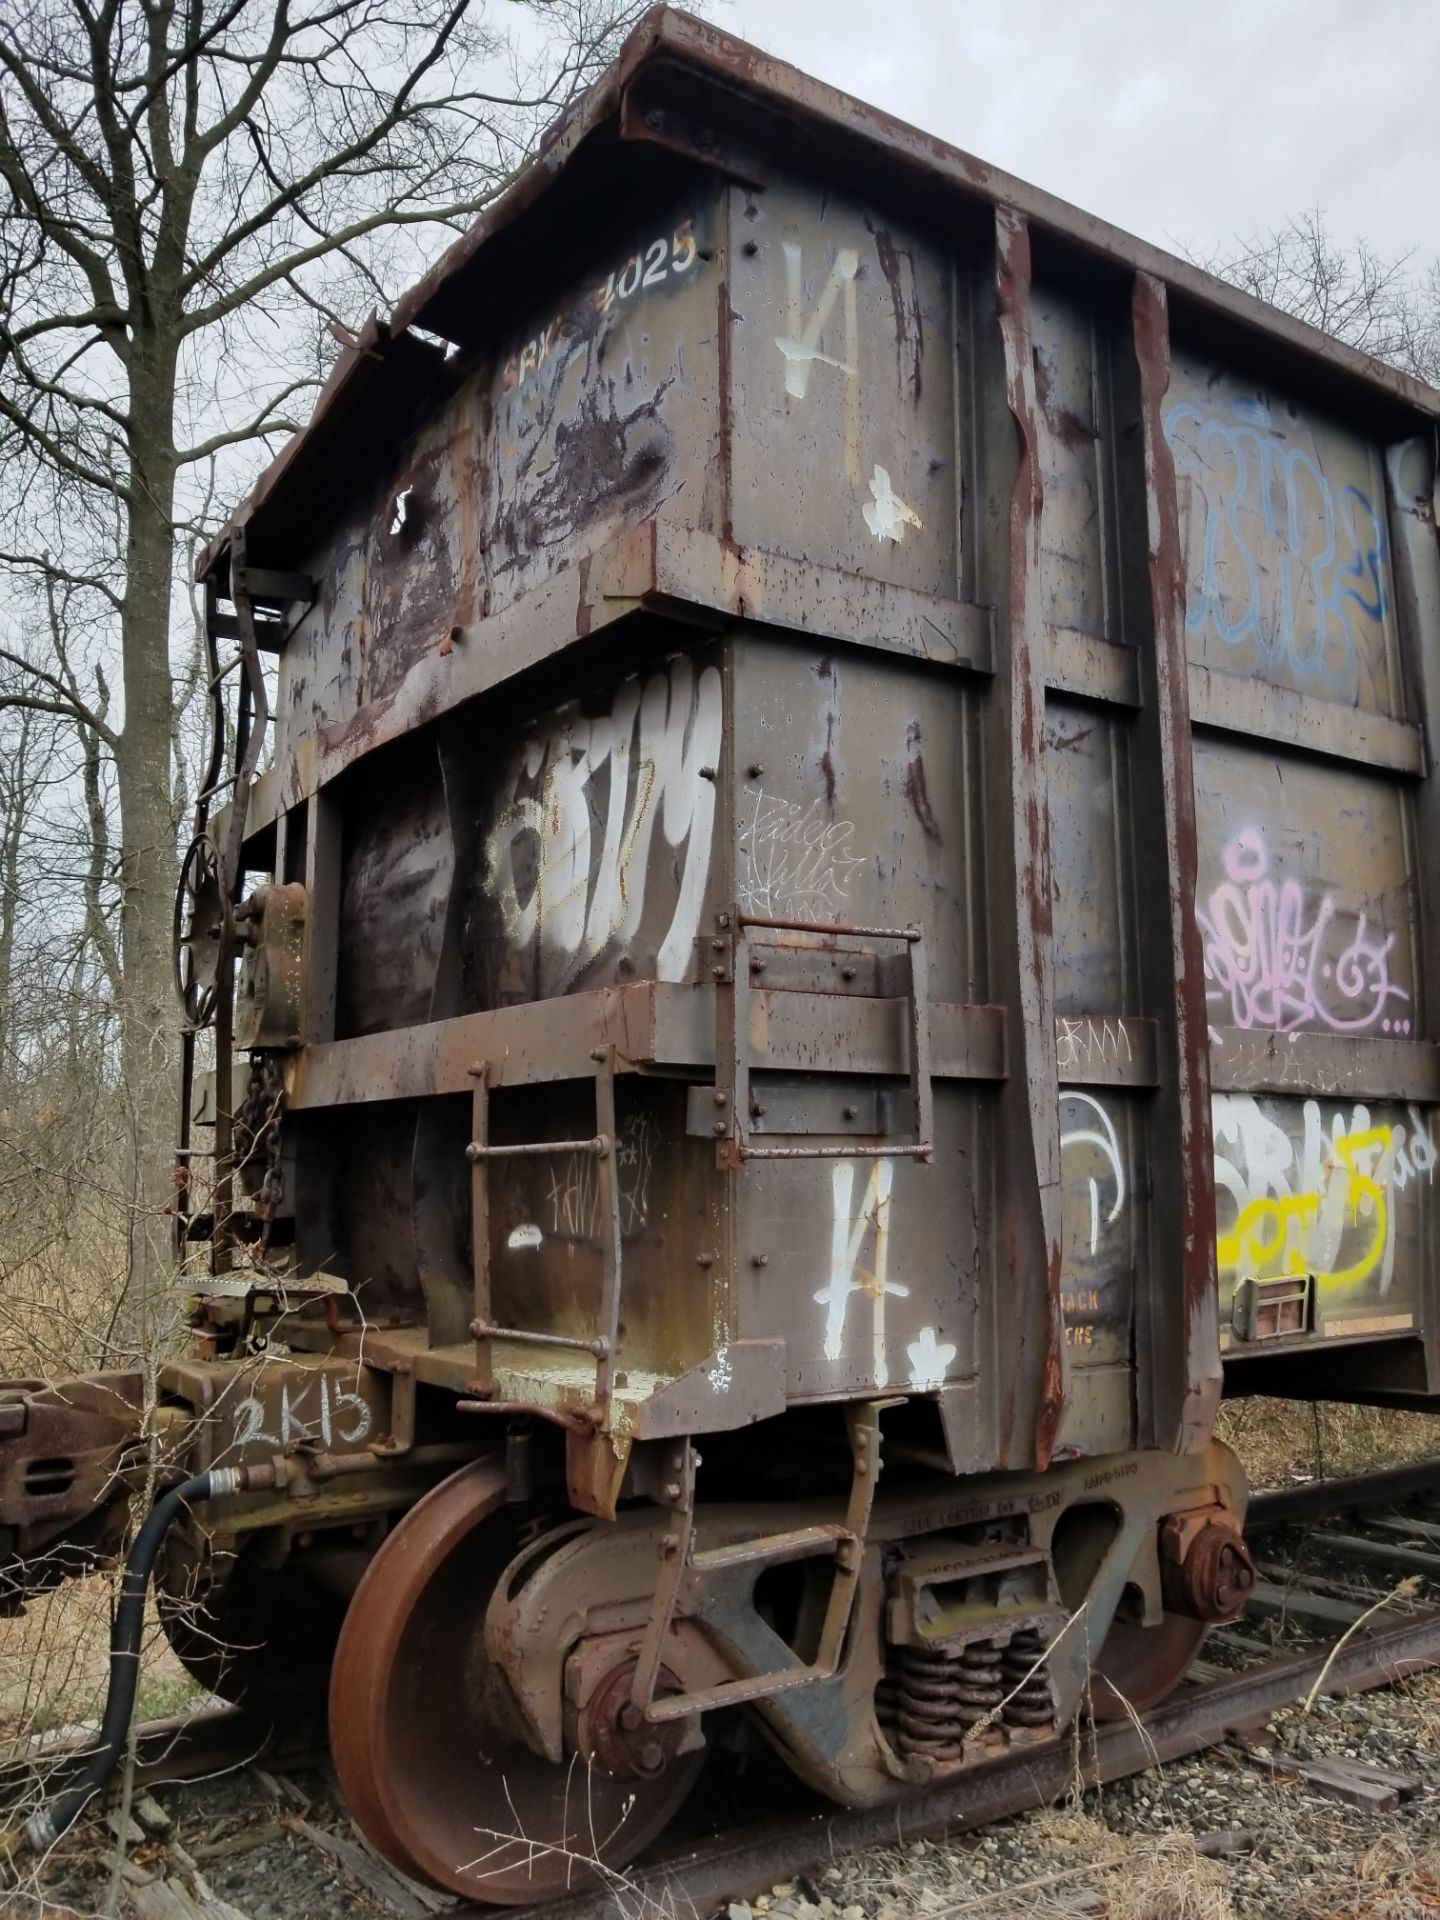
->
[720,0,1440,274]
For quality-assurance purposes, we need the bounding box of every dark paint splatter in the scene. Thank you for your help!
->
[904,720,942,842]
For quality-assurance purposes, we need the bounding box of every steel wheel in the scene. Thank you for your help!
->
[1088,1609,1207,1722]
[329,1459,704,1905]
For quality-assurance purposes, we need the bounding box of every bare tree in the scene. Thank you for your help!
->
[0,0,653,1315]
[0,709,46,1067]
[1198,209,1440,386]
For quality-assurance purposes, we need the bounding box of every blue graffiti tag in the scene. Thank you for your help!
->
[1164,395,1389,697]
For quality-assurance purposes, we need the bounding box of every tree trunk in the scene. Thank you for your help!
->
[114,339,182,1345]
[0,712,31,1068]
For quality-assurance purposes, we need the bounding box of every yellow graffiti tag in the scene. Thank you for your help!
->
[1216,1127,1392,1291]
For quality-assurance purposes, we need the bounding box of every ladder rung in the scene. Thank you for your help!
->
[466,1135,609,1163]
[736,913,922,942]
[470,1321,610,1358]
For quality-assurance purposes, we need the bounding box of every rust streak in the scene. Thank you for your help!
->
[1132,269,1221,1452]
[995,207,1064,1472]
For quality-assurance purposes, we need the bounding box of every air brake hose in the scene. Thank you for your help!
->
[23,1463,270,1852]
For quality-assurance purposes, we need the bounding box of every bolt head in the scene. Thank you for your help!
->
[639,1741,666,1772]
[618,1704,643,1732]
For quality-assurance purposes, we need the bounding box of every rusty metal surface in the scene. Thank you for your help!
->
[1130,271,1223,1450]
[236,522,995,848]
[0,1375,143,1606]
[195,6,1440,597]
[171,3,1440,1446]
[990,209,1065,1469]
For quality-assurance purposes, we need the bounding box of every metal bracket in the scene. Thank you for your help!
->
[628,1399,889,1723]
[628,1437,698,1715]
[1232,1273,1313,1342]
[716,912,934,1168]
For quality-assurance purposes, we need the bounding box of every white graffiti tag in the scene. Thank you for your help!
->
[544,1112,657,1243]
[485,658,722,990]
[863,464,923,543]
[1198,829,1410,1036]
[232,1374,371,1452]
[776,242,858,398]
[774,240,862,488]
[737,786,866,922]
[1055,1017,1133,1077]
[1059,1092,1127,1259]
[907,1325,956,1392]
[815,1159,907,1383]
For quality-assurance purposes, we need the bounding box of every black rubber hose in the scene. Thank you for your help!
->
[23,1466,245,1851]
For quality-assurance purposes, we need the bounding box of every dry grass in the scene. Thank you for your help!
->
[1349,1832,1440,1918]
[1216,1396,1440,1492]
[1104,1836,1234,1920]
[0,1578,201,1759]
[826,1810,1234,1920]
[0,1116,202,1765]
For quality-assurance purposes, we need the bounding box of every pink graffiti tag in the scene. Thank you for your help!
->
[1197,830,1410,1036]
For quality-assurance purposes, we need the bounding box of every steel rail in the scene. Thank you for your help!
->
[1247,1455,1440,1529]
[0,1705,324,1807]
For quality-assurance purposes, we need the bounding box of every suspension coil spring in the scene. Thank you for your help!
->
[886,1641,1005,1761]
[1000,1626,1054,1728]
[874,1669,901,1730]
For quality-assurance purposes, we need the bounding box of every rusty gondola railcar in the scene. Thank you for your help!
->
[5,9,1440,1901]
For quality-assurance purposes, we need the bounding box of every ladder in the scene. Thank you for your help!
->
[466,1045,622,1405]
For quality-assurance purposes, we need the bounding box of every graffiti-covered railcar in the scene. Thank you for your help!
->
[6,9,1440,1900]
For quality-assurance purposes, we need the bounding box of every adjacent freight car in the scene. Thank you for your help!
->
[7,9,1440,1902]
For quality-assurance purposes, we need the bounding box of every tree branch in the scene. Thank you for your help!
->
[0,645,119,750]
